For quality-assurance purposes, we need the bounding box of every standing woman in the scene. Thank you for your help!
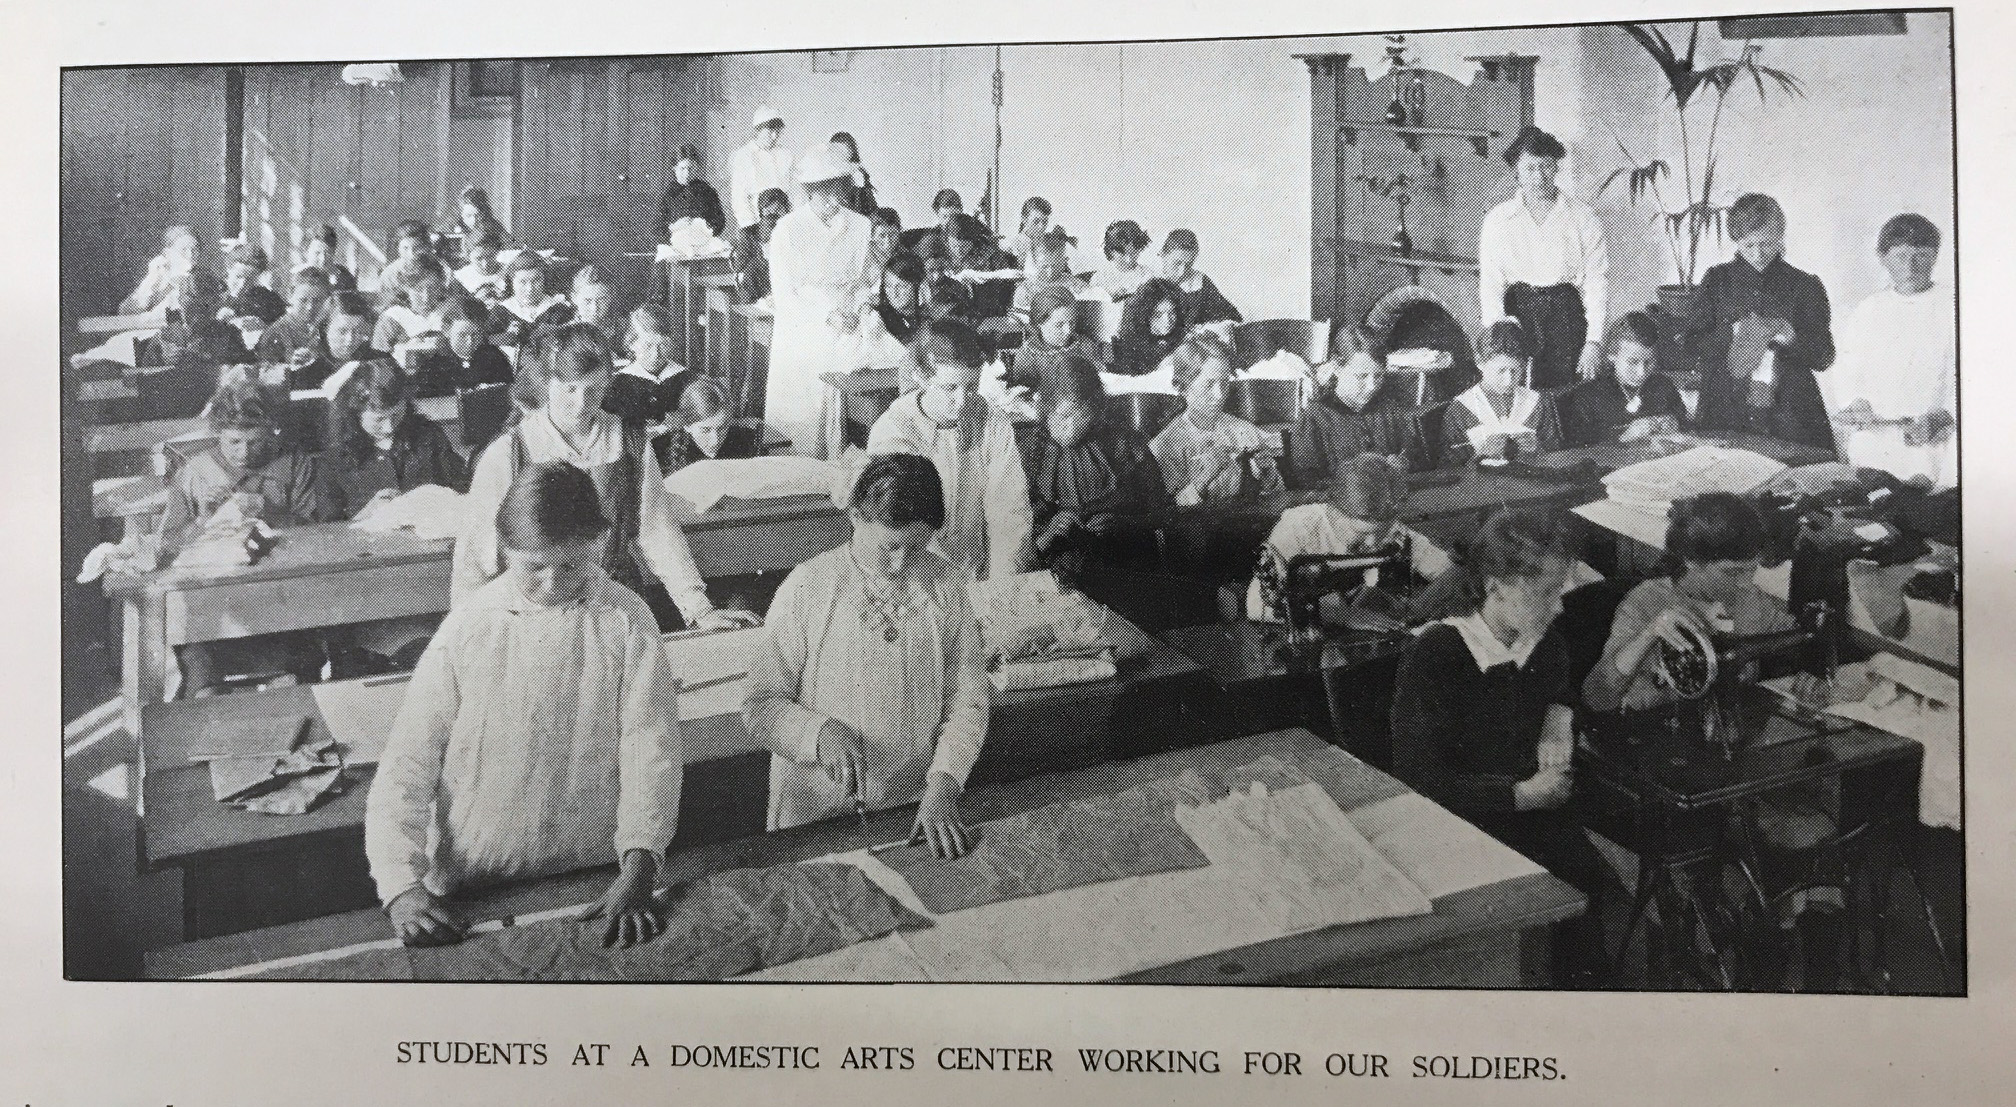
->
[659,143,728,239]
[1681,193,1835,449]
[440,186,507,264]
[827,132,879,216]
[744,452,986,855]
[1477,126,1611,389]
[729,107,797,232]
[453,323,760,634]
[763,147,875,457]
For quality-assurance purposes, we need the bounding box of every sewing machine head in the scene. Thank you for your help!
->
[1654,605,1833,756]
[1276,540,1415,653]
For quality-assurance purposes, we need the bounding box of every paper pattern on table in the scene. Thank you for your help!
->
[1333,792,1545,901]
[310,679,406,766]
[663,455,841,513]
[1600,445,1788,515]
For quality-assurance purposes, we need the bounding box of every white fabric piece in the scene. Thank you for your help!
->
[1600,445,1787,515]
[988,652,1118,694]
[659,626,765,722]
[1453,383,1541,452]
[1245,350,1313,381]
[1347,792,1547,900]
[349,484,464,541]
[662,455,841,513]
[1101,365,1178,395]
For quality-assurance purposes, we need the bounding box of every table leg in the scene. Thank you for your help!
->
[121,593,166,742]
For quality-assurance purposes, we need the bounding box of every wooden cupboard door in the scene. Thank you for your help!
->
[351,64,452,262]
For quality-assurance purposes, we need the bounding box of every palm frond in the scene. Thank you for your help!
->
[1598,160,1669,203]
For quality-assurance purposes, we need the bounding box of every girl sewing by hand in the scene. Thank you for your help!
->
[368,461,681,949]
[1150,333,1285,507]
[1562,311,1687,446]
[744,453,988,858]
[1440,320,1563,465]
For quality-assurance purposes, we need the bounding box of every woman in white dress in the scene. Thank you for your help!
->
[1826,214,1956,488]
[762,146,875,458]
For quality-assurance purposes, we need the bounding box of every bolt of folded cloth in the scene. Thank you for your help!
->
[966,570,1134,693]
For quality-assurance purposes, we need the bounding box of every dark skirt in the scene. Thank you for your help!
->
[1505,282,1587,391]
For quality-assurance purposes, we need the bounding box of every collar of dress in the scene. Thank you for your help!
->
[1456,384,1538,431]
[1437,611,1544,671]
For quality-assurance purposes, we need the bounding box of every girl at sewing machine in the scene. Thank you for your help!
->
[1562,311,1687,447]
[1389,507,1610,986]
[658,378,759,474]
[489,253,574,348]
[867,318,1034,582]
[602,304,696,435]
[1151,333,1284,507]
[1247,452,1450,625]
[163,379,337,697]
[367,460,681,949]
[1287,323,1417,487]
[744,452,986,857]
[454,322,758,634]
[1581,491,1845,989]
[1109,277,1187,377]
[1159,228,1241,328]
[1439,319,1563,465]
[1023,355,1171,578]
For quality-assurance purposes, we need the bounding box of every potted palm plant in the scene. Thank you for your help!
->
[1599,22,1804,318]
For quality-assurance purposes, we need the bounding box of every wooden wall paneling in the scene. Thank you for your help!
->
[515,62,555,249]
[166,69,228,249]
[60,69,130,318]
[356,81,406,247]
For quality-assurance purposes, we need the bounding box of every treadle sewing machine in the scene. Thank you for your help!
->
[1650,603,1839,758]
[1272,536,1419,661]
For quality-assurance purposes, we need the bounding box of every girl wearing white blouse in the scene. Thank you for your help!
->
[1149,334,1285,506]
[744,452,988,857]
[452,323,758,634]
[368,461,681,949]
[1477,126,1610,389]
[1827,214,1956,488]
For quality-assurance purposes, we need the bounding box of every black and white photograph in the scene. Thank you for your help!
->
[53,11,1963,993]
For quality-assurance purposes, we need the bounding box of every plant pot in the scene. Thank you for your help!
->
[1656,284,1702,320]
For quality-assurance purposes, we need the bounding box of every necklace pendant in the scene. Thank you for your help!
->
[884,625,899,643]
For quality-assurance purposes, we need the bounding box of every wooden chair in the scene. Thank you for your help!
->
[456,383,514,454]
[1223,377,1303,428]
[1405,400,1450,472]
[1109,392,1182,440]
[1231,318,1323,370]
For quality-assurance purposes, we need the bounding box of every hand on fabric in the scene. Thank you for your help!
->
[694,608,762,631]
[1620,415,1678,443]
[579,851,663,948]
[1576,341,1603,382]
[1832,398,1878,429]
[1537,729,1574,770]
[913,772,971,859]
[817,719,868,795]
[1514,763,1573,811]
[1480,433,1512,461]
[386,886,468,947]
[829,309,859,334]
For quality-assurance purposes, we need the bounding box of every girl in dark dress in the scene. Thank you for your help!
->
[1681,193,1836,450]
[604,304,697,435]
[659,144,728,238]
[1159,228,1241,327]
[1109,277,1186,376]
[1287,323,1418,485]
[1562,310,1688,446]
[489,253,575,348]
[1022,354,1172,578]
[658,377,760,473]
[1390,507,1611,986]
[322,359,469,518]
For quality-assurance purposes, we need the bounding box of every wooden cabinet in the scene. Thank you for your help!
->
[61,67,230,319]
[239,64,450,288]
[1301,53,1536,336]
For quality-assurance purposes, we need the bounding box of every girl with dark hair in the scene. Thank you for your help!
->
[1002,196,1054,268]
[286,290,387,391]
[1158,228,1241,326]
[1109,277,1186,376]
[744,451,987,856]
[1014,284,1100,383]
[489,253,575,348]
[828,131,879,214]
[442,186,508,258]
[454,322,758,633]
[1390,507,1609,986]
[1476,124,1611,388]
[1440,320,1564,464]
[944,213,1021,318]
[660,143,728,238]
[1022,355,1171,576]
[658,378,759,473]
[1827,214,1954,486]
[1680,192,1836,448]
[367,459,683,950]
[323,359,468,518]
[1287,322,1418,486]
[416,296,514,396]
[1092,219,1154,299]
[219,243,288,328]
[297,222,359,294]
[1562,310,1688,446]
[734,187,792,301]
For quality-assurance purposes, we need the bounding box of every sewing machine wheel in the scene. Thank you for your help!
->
[1655,619,1717,700]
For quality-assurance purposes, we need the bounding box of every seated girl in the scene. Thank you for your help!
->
[373,255,453,363]
[453,227,509,302]
[252,269,331,365]
[1150,334,1284,507]
[835,252,927,375]
[454,323,758,633]
[440,186,507,263]
[1014,285,1101,387]
[866,319,1034,582]
[866,207,904,285]
[1389,507,1610,986]
[162,380,336,696]
[1440,320,1564,465]
[128,276,244,420]
[1091,219,1154,300]
[1563,311,1687,446]
[287,290,386,391]
[1023,355,1171,578]
[1247,452,1450,624]
[1011,229,1089,317]
[569,264,621,337]
[1287,323,1417,487]
[744,452,986,856]
[366,460,681,948]
[603,304,696,432]
[488,253,574,348]
[659,378,759,474]
[120,224,216,316]
[943,213,1020,318]
[218,243,288,329]
[373,220,437,304]
[295,223,358,294]
[1581,492,1844,989]
[1002,196,1053,268]
[1159,229,1241,327]
[735,188,791,302]
[1108,277,1186,376]
[412,296,514,396]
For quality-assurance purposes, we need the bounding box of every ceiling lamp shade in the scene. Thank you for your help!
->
[341,63,405,87]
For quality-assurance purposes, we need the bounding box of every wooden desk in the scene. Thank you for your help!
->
[664,492,848,578]
[80,312,164,335]
[102,524,455,741]
[92,473,169,541]
[147,728,1583,984]
[133,612,1205,944]
[665,255,736,368]
[1525,433,1834,477]
[729,303,773,421]
[819,368,901,451]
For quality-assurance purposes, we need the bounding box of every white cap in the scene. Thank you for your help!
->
[752,106,784,129]
[796,145,856,185]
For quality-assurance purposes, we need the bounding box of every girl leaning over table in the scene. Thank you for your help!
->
[744,453,986,858]
[451,322,758,634]
[367,461,682,949]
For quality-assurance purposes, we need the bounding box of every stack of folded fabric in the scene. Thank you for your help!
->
[967,571,1122,693]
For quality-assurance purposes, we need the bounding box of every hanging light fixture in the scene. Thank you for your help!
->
[341,63,405,87]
